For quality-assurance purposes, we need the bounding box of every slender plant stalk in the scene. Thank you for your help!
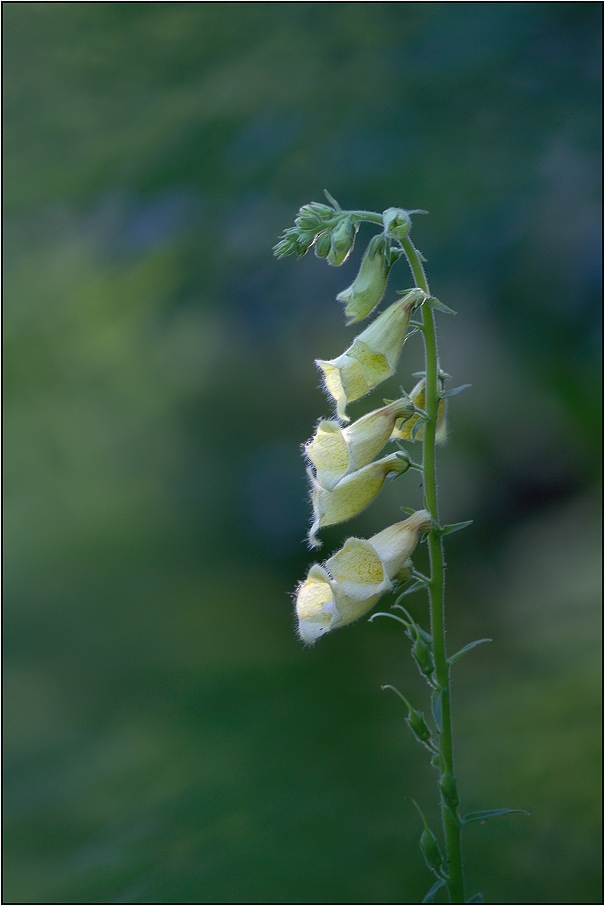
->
[402,236,465,904]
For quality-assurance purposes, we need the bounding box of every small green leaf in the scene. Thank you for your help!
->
[440,520,473,536]
[424,295,457,315]
[449,639,492,665]
[368,612,409,629]
[441,384,472,399]
[394,581,427,600]
[400,506,417,515]
[412,569,431,585]
[411,418,425,441]
[463,808,530,826]
[422,878,446,903]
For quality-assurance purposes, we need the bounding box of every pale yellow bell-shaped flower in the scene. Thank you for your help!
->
[316,291,423,421]
[308,451,409,547]
[296,509,432,643]
[304,397,414,491]
[390,378,447,444]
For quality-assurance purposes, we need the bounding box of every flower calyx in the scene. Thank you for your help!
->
[390,376,447,444]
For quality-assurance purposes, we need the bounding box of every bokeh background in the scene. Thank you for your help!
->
[3,4,602,904]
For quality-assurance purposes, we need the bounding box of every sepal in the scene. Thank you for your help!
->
[462,808,529,826]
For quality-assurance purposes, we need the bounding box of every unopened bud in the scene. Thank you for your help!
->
[383,207,412,241]
[328,216,356,266]
[412,634,434,677]
[406,707,432,744]
[420,826,443,876]
[314,230,331,259]
[336,234,392,323]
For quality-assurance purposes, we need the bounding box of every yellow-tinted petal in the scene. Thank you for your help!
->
[326,537,389,599]
[305,420,350,491]
[369,510,432,579]
[343,397,414,470]
[295,564,337,644]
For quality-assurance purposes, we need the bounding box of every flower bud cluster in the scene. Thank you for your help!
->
[273,201,361,265]
[273,202,335,258]
[275,201,440,643]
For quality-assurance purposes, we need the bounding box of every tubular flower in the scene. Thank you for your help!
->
[296,510,432,643]
[305,397,414,491]
[336,233,393,323]
[390,378,447,444]
[308,452,410,547]
[328,216,357,266]
[317,290,423,421]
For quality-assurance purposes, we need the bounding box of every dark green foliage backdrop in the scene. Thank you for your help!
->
[4,4,601,903]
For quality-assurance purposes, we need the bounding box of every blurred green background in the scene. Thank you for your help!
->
[3,4,602,903]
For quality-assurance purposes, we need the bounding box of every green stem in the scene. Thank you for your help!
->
[401,237,465,905]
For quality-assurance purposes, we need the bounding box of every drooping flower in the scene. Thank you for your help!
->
[336,234,394,323]
[296,510,432,644]
[304,397,414,491]
[390,378,447,444]
[308,452,410,547]
[317,290,423,421]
